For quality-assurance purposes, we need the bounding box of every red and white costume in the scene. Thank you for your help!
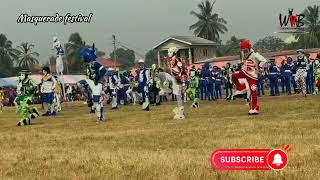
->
[232,40,268,114]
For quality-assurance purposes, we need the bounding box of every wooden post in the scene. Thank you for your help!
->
[157,51,161,67]
[188,48,192,65]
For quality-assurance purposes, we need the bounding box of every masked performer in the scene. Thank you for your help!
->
[163,47,188,119]
[15,70,39,126]
[41,67,57,116]
[137,59,151,111]
[295,49,308,97]
[186,68,200,108]
[232,40,268,115]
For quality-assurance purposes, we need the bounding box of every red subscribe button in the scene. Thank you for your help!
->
[210,149,288,171]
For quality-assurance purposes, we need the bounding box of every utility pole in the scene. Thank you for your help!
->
[112,35,117,69]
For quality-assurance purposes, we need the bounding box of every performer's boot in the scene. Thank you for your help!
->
[111,97,118,109]
[191,98,199,108]
[155,95,161,106]
[17,118,31,126]
[29,108,39,119]
[174,106,185,120]
[248,105,259,115]
[142,97,150,111]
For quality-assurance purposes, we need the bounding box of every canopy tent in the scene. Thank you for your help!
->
[0,75,87,87]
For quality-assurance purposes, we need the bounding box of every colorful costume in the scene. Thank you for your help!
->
[137,59,151,111]
[223,63,233,100]
[150,64,161,105]
[313,59,320,94]
[294,49,308,96]
[232,40,268,115]
[167,47,188,119]
[52,36,65,100]
[86,79,105,123]
[108,68,119,109]
[186,69,199,108]
[41,67,57,116]
[15,70,39,126]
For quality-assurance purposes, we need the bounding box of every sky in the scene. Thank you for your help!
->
[0,0,319,63]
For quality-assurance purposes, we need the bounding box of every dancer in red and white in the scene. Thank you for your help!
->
[232,40,268,115]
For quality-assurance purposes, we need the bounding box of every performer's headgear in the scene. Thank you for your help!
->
[168,47,178,58]
[42,66,51,74]
[297,49,305,54]
[19,70,31,79]
[53,36,58,42]
[240,39,252,50]
[80,44,97,62]
[138,59,145,64]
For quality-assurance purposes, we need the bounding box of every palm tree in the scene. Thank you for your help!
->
[0,34,19,76]
[65,32,86,73]
[16,42,39,70]
[189,0,228,42]
[296,5,320,48]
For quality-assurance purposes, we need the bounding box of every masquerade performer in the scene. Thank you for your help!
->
[186,68,200,108]
[137,59,151,111]
[77,79,94,112]
[223,63,234,100]
[52,36,65,99]
[150,64,161,105]
[313,58,320,94]
[295,49,308,97]
[80,44,108,84]
[53,75,62,112]
[232,40,268,115]
[41,67,57,116]
[15,70,39,126]
[108,68,120,109]
[126,75,138,105]
[85,79,105,123]
[0,88,4,112]
[166,47,188,119]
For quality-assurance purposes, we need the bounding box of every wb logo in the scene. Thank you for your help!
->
[279,9,305,28]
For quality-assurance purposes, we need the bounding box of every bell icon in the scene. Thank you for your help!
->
[272,153,283,166]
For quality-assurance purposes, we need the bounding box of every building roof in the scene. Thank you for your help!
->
[96,57,122,68]
[153,36,219,50]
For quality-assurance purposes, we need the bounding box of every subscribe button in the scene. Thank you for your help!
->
[210,149,288,171]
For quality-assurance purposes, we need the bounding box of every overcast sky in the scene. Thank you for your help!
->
[0,0,319,63]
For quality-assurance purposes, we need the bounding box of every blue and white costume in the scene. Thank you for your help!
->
[85,79,105,123]
[52,36,64,75]
[108,68,120,109]
[137,59,150,111]
[41,67,57,116]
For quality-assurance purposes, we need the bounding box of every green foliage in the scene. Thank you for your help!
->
[65,32,86,74]
[16,42,39,70]
[254,36,286,52]
[190,0,227,42]
[0,34,19,77]
[145,50,158,68]
[110,48,135,70]
[216,36,243,56]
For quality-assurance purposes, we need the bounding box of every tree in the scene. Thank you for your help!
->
[295,5,320,48]
[0,34,19,77]
[217,36,243,56]
[110,48,135,70]
[16,42,39,70]
[254,36,286,52]
[145,50,158,68]
[189,0,227,42]
[65,32,86,73]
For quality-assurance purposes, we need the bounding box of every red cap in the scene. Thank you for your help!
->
[240,39,252,49]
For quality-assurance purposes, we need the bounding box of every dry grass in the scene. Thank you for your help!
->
[0,96,320,180]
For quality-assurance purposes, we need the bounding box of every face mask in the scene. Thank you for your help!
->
[19,74,25,80]
[190,71,195,77]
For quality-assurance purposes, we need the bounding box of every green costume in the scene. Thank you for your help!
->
[15,71,39,126]
[313,60,320,94]
[186,72,200,108]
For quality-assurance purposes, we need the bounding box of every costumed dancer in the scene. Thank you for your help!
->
[150,64,161,106]
[107,68,120,109]
[52,36,65,100]
[15,70,40,126]
[186,68,200,108]
[77,79,94,112]
[85,78,105,123]
[232,40,268,115]
[167,47,188,119]
[0,87,4,112]
[294,49,308,97]
[137,59,151,111]
[223,63,233,100]
[268,57,280,96]
[53,75,62,112]
[126,75,138,105]
[41,67,57,116]
[313,58,320,94]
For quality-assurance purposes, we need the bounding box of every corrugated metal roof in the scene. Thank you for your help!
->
[153,36,219,50]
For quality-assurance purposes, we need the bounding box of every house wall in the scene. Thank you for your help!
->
[193,46,216,63]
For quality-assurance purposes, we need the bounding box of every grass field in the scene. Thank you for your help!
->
[0,96,319,180]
